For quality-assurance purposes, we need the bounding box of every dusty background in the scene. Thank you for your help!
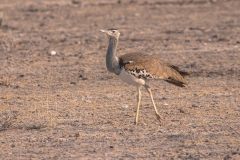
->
[0,0,240,159]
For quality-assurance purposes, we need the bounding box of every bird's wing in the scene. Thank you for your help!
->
[119,53,187,87]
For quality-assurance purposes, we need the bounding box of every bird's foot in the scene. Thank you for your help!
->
[155,113,162,122]
[134,118,138,125]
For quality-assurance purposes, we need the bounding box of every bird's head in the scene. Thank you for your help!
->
[100,29,120,39]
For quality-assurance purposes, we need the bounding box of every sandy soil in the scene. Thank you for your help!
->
[0,0,240,159]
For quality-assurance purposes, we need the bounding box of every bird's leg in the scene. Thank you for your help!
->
[145,85,161,121]
[135,87,142,124]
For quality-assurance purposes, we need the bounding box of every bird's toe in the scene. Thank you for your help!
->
[156,113,161,121]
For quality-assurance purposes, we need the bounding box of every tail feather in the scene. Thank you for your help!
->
[170,65,189,77]
[165,77,186,87]
[164,65,188,87]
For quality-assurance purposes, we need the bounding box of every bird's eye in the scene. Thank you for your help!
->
[112,30,115,33]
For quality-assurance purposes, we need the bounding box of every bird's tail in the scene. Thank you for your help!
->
[165,77,187,87]
[170,65,189,77]
[164,65,188,87]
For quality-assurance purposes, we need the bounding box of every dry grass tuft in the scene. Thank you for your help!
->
[24,123,47,130]
[0,78,11,87]
[0,110,18,131]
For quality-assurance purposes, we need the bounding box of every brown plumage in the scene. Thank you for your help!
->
[119,52,187,87]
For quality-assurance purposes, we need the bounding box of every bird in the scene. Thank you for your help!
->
[100,29,188,124]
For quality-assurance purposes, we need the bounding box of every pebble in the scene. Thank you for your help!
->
[122,104,129,108]
[163,102,169,106]
[50,50,57,56]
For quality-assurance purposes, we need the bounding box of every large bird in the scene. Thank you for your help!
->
[100,29,187,124]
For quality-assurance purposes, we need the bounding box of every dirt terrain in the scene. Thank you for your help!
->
[0,0,240,159]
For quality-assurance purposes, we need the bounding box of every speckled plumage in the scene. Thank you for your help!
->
[119,52,187,87]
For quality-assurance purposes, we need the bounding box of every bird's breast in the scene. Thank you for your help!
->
[118,69,145,86]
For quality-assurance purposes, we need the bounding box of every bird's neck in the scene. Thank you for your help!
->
[106,37,121,75]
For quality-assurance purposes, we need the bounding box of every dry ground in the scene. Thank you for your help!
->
[0,0,240,159]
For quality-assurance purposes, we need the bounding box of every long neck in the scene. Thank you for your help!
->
[106,37,121,75]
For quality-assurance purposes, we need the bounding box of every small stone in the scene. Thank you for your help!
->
[72,0,81,5]
[79,74,88,80]
[74,133,80,137]
[192,104,198,108]
[163,102,169,106]
[109,145,114,149]
[50,50,57,56]
[70,82,76,85]
[179,109,185,113]
[160,97,167,100]
[19,74,24,78]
